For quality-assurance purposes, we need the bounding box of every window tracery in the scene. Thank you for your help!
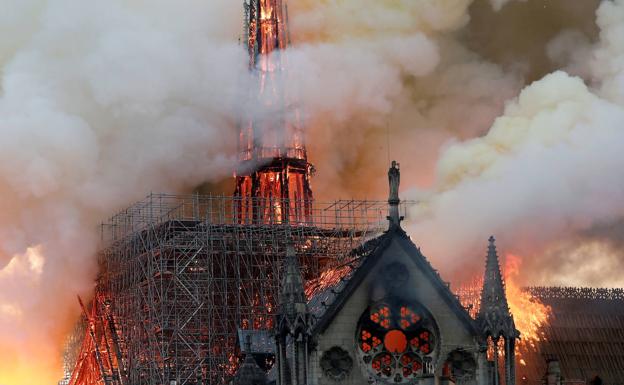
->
[357,302,438,383]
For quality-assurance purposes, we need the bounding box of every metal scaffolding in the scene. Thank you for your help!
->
[76,193,407,385]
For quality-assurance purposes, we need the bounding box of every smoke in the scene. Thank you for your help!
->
[407,0,624,286]
[274,0,624,290]
[284,0,524,198]
[0,0,623,382]
[0,0,242,382]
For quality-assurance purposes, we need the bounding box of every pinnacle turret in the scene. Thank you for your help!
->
[279,242,308,321]
[276,240,310,385]
[478,236,519,339]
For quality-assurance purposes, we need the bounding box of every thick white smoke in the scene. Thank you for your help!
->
[409,0,624,286]
[285,0,523,198]
[0,0,242,382]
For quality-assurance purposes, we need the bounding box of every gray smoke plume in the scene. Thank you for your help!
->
[0,0,243,381]
[407,0,624,286]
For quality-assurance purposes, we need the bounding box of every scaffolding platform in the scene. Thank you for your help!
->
[62,194,411,385]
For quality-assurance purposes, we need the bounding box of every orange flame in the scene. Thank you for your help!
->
[456,253,552,352]
[0,247,64,385]
[305,264,352,299]
[504,254,552,349]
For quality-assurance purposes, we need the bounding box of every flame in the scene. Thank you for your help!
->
[454,276,482,319]
[504,254,552,349]
[305,264,353,299]
[455,253,552,351]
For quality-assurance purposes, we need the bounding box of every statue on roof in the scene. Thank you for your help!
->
[387,161,402,230]
[388,160,400,204]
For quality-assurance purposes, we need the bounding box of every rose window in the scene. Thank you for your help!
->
[357,303,437,382]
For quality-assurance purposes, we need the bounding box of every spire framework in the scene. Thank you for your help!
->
[236,0,313,225]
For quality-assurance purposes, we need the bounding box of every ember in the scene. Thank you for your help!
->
[305,263,354,299]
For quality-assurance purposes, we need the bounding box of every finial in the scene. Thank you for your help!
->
[488,236,498,256]
[387,160,403,230]
[280,240,306,309]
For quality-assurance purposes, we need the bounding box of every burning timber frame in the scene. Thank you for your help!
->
[65,193,409,385]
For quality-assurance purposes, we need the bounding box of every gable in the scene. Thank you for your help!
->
[394,235,478,335]
[309,230,481,384]
[307,234,389,333]
[310,229,477,337]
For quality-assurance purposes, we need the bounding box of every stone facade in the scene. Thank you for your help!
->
[311,235,485,385]
[233,162,517,385]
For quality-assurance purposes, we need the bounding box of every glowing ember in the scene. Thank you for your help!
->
[305,264,354,299]
[454,276,482,319]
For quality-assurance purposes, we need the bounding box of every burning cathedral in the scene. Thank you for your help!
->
[230,160,519,385]
[61,1,624,385]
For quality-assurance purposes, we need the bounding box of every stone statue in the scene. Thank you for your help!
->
[388,160,400,204]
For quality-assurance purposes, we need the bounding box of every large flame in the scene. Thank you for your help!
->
[504,254,552,349]
[0,353,62,385]
[456,253,552,350]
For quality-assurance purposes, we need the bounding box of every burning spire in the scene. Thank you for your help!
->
[236,0,313,224]
[68,295,125,385]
